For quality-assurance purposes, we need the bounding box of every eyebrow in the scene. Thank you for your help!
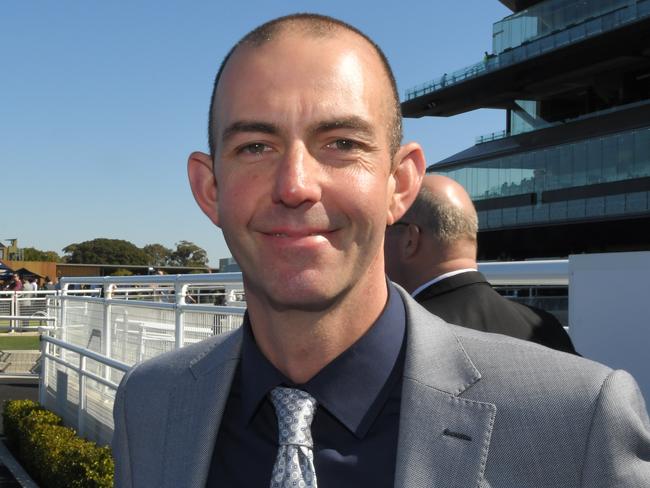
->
[220,116,376,145]
[221,121,279,144]
[310,116,375,139]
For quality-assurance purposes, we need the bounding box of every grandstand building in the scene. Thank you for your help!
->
[403,0,650,260]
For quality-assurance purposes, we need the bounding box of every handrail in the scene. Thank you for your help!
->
[41,335,131,373]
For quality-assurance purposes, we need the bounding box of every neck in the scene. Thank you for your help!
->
[245,267,388,384]
[407,246,477,294]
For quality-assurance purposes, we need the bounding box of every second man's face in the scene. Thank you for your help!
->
[210,31,399,311]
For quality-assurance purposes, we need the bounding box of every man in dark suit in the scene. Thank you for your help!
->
[385,174,578,354]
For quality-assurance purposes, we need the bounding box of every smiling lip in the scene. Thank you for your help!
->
[262,229,334,238]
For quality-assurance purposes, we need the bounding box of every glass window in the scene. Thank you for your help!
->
[549,201,568,220]
[517,205,533,225]
[602,136,618,182]
[559,144,573,188]
[587,138,602,184]
[502,207,517,226]
[633,128,650,178]
[572,140,587,186]
[533,202,550,223]
[470,167,479,198]
[511,154,524,193]
[487,209,502,228]
[626,192,648,213]
[499,157,510,197]
[533,150,547,192]
[617,132,633,179]
[567,199,586,220]
[605,194,625,215]
[585,196,605,217]
[488,160,501,197]
[477,211,488,230]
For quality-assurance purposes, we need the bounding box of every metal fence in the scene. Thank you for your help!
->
[0,290,59,332]
[38,273,246,445]
[34,263,572,446]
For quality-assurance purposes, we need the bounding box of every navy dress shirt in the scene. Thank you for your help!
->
[206,283,406,487]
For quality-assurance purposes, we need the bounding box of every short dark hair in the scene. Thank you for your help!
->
[207,13,402,158]
[402,185,478,244]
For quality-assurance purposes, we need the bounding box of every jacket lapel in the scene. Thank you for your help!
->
[161,330,243,488]
[394,290,496,488]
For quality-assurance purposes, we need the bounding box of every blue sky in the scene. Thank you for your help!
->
[2,1,510,265]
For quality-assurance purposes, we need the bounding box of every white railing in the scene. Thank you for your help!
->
[39,335,131,444]
[38,265,571,445]
[38,264,572,445]
[39,272,246,445]
[30,256,650,445]
[0,290,59,332]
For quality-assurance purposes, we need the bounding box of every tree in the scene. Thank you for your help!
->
[63,239,149,265]
[142,244,173,267]
[22,247,61,262]
[169,241,209,267]
[111,268,133,276]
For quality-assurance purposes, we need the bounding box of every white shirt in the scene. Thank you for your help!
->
[411,268,478,298]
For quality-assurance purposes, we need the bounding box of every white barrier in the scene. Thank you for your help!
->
[38,273,245,445]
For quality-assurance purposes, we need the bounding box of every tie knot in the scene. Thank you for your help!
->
[269,386,317,448]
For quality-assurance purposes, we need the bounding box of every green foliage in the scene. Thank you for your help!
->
[22,247,61,262]
[2,399,42,450]
[2,400,114,488]
[60,238,211,268]
[142,243,173,266]
[110,268,133,276]
[63,238,149,265]
[170,240,209,267]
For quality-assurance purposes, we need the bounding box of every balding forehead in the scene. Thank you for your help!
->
[207,14,403,157]
[214,28,390,120]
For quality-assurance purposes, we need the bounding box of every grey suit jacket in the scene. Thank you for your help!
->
[113,287,650,487]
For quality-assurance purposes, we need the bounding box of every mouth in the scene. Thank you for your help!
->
[267,231,330,238]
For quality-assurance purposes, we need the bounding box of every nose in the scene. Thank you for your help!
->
[271,144,322,207]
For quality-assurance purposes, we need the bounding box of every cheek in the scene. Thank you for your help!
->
[219,170,263,204]
[217,173,262,225]
[349,171,391,220]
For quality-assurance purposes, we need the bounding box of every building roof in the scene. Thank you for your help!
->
[498,0,545,12]
[402,13,650,118]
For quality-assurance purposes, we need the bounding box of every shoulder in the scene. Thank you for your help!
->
[117,328,242,397]
[404,286,609,389]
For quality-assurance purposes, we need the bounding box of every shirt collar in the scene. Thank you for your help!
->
[411,268,478,298]
[240,282,406,438]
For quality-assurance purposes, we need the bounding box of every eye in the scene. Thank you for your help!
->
[238,143,270,155]
[326,139,359,151]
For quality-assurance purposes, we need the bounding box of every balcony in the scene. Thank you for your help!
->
[404,0,650,104]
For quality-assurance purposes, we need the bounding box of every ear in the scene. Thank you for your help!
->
[403,223,422,259]
[187,151,220,227]
[387,142,426,225]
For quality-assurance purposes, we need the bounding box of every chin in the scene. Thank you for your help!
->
[243,272,342,313]
[266,284,342,313]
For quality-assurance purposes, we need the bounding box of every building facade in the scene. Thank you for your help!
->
[403,0,650,260]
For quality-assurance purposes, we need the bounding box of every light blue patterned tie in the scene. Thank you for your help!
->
[269,386,318,488]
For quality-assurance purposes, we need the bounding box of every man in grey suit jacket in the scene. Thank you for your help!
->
[113,13,650,487]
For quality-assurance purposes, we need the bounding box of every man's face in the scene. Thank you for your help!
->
[210,31,399,311]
